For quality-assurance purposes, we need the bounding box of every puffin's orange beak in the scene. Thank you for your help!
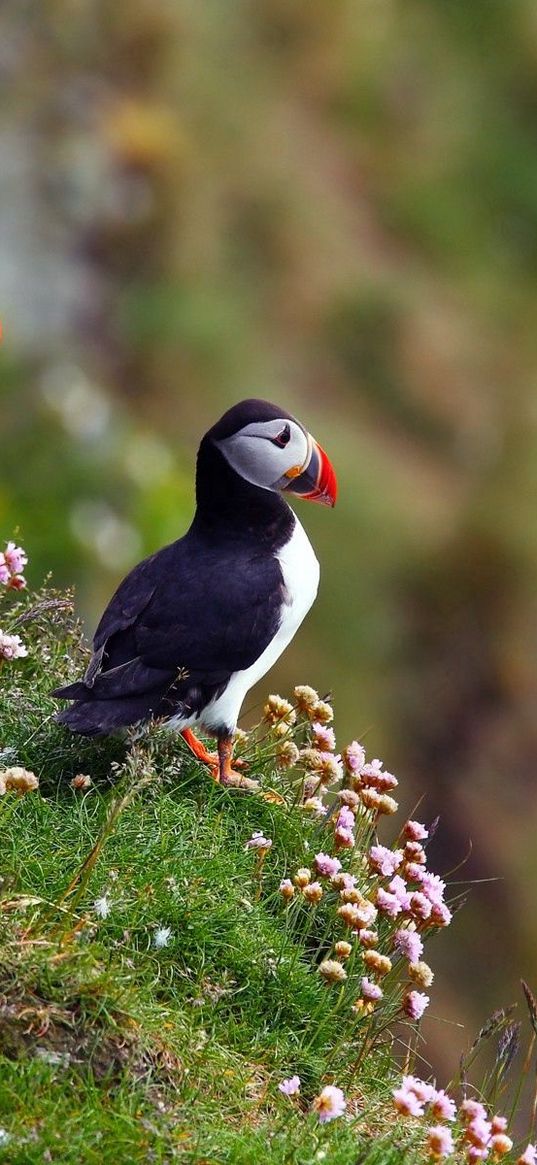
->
[282,436,337,508]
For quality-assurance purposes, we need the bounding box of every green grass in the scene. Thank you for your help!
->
[0,587,532,1163]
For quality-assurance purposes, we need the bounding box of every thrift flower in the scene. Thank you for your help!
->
[409,960,434,989]
[334,940,352,960]
[430,1090,457,1122]
[94,895,111,919]
[491,1134,513,1156]
[246,831,272,852]
[303,881,323,904]
[279,879,295,900]
[404,841,427,865]
[319,959,347,984]
[426,1125,454,1158]
[491,1117,508,1134]
[337,788,361,810]
[153,926,172,949]
[314,852,341,878]
[311,699,333,724]
[276,740,300,769]
[402,1076,436,1103]
[393,1086,424,1117]
[363,950,392,977]
[369,844,403,877]
[279,1075,300,1096]
[358,929,379,948]
[302,796,327,816]
[403,990,429,1020]
[393,928,424,963]
[313,1085,346,1123]
[404,820,429,841]
[331,871,357,890]
[376,889,403,919]
[294,867,311,887]
[312,722,336,751]
[334,824,355,849]
[4,541,28,575]
[70,773,92,790]
[0,631,28,660]
[336,805,355,830]
[361,977,383,1002]
[410,891,433,921]
[343,740,366,775]
[518,1147,537,1165]
[263,694,296,725]
[293,684,319,713]
[460,1100,487,1124]
[1,766,39,794]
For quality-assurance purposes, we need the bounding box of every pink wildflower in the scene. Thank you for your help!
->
[394,928,424,963]
[388,875,412,909]
[331,871,357,891]
[4,542,28,575]
[0,562,9,585]
[361,976,383,1002]
[358,928,378,948]
[312,722,336,751]
[410,891,432,921]
[403,990,429,1020]
[426,1125,455,1158]
[465,1117,492,1150]
[334,825,355,849]
[246,831,272,851]
[460,1100,487,1124]
[343,740,366,774]
[279,1075,300,1096]
[416,871,446,905]
[466,1150,489,1163]
[491,1133,513,1155]
[337,805,355,831]
[402,1075,436,1103]
[491,1116,507,1134]
[314,852,341,878]
[393,1086,424,1117]
[518,1146,537,1165]
[361,758,398,790]
[369,844,403,878]
[430,1089,457,1122]
[313,1084,346,1124]
[0,631,28,661]
[376,889,402,918]
[429,902,453,928]
[405,861,426,882]
[404,820,429,841]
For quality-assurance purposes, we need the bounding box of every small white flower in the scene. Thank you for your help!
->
[153,926,172,949]
[0,1129,11,1146]
[93,894,111,919]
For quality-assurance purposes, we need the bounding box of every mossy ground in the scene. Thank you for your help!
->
[0,588,423,1163]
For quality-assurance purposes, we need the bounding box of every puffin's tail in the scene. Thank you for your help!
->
[53,693,154,736]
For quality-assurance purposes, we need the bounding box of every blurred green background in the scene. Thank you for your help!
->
[2,0,537,1080]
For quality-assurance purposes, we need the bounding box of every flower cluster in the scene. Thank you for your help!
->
[0,541,27,590]
[0,766,39,795]
[0,631,27,662]
[392,1076,531,1161]
[279,1075,346,1124]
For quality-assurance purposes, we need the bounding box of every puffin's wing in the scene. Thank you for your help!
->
[53,535,285,706]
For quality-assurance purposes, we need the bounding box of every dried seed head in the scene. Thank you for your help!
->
[303,881,323,904]
[408,960,434,989]
[294,868,311,888]
[1,766,39,794]
[364,950,392,977]
[263,694,296,725]
[334,941,352,960]
[358,929,379,948]
[319,959,347,984]
[336,788,361,810]
[70,773,92,791]
[311,699,334,725]
[293,684,319,713]
[275,741,300,769]
[279,879,295,901]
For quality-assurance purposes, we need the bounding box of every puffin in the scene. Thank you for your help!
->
[53,399,337,787]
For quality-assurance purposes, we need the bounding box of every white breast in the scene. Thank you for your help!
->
[171,513,320,736]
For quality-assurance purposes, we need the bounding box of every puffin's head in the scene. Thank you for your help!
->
[208,398,337,507]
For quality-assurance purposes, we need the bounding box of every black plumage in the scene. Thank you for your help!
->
[53,401,296,737]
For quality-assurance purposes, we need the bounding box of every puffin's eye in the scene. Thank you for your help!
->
[270,423,291,448]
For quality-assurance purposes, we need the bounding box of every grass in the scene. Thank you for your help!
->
[0,584,535,1163]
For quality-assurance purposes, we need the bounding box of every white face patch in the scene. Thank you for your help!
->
[215,418,310,491]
